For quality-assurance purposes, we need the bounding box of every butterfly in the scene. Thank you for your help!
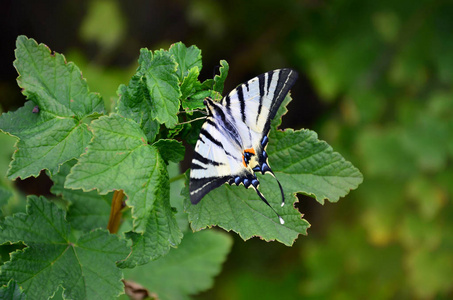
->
[189,69,298,224]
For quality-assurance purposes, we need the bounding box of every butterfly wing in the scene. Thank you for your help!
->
[189,115,246,204]
[221,69,298,170]
[189,69,298,206]
[222,69,298,141]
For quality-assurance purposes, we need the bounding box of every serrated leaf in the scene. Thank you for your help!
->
[123,230,232,300]
[153,139,185,163]
[117,74,160,142]
[14,36,104,118]
[181,90,209,111]
[181,61,226,110]
[65,114,182,263]
[267,128,363,204]
[50,160,112,231]
[168,162,190,233]
[184,173,310,245]
[184,96,362,244]
[166,124,185,139]
[118,162,188,268]
[268,95,362,204]
[0,280,27,300]
[0,36,104,179]
[213,60,229,94]
[138,48,181,128]
[118,188,182,268]
[180,67,202,100]
[169,42,202,81]
[0,196,129,300]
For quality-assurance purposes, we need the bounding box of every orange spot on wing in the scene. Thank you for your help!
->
[244,148,255,155]
[242,148,255,168]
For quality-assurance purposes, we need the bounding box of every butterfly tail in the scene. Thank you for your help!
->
[260,163,285,207]
[254,188,285,225]
[273,173,285,207]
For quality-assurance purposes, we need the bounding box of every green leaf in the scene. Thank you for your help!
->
[138,48,181,128]
[181,89,209,111]
[181,60,227,110]
[14,36,104,118]
[213,59,229,95]
[267,128,363,204]
[165,124,185,139]
[185,96,362,244]
[0,196,129,300]
[117,189,183,268]
[65,114,182,263]
[50,160,112,231]
[118,162,188,268]
[0,280,26,300]
[271,95,362,205]
[123,230,233,300]
[168,162,190,233]
[169,42,202,81]
[180,66,202,101]
[0,36,104,179]
[153,139,185,163]
[0,132,16,177]
[184,173,310,246]
[117,74,160,142]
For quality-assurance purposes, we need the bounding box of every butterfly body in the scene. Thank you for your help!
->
[189,69,298,224]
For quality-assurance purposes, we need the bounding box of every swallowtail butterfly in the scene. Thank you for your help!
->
[189,69,298,224]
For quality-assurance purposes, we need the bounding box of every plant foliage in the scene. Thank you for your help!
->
[0,36,362,299]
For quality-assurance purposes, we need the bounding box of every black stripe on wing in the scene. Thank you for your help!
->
[205,100,243,148]
[237,85,246,123]
[191,162,207,170]
[199,127,223,149]
[263,69,298,134]
[189,175,233,204]
[256,73,266,123]
[192,151,225,167]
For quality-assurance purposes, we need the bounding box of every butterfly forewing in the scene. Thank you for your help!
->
[223,69,297,137]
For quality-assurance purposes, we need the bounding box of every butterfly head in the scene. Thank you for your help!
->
[203,96,214,111]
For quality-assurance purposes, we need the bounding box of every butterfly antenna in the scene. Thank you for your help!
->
[177,109,206,115]
[254,188,285,225]
[176,116,207,125]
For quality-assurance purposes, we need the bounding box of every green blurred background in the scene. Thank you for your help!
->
[1,0,452,299]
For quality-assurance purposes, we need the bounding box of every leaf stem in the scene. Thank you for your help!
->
[169,173,185,183]
[107,190,125,234]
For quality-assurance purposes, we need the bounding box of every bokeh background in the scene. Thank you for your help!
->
[1,0,453,299]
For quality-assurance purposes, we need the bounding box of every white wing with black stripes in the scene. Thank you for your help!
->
[189,69,298,224]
